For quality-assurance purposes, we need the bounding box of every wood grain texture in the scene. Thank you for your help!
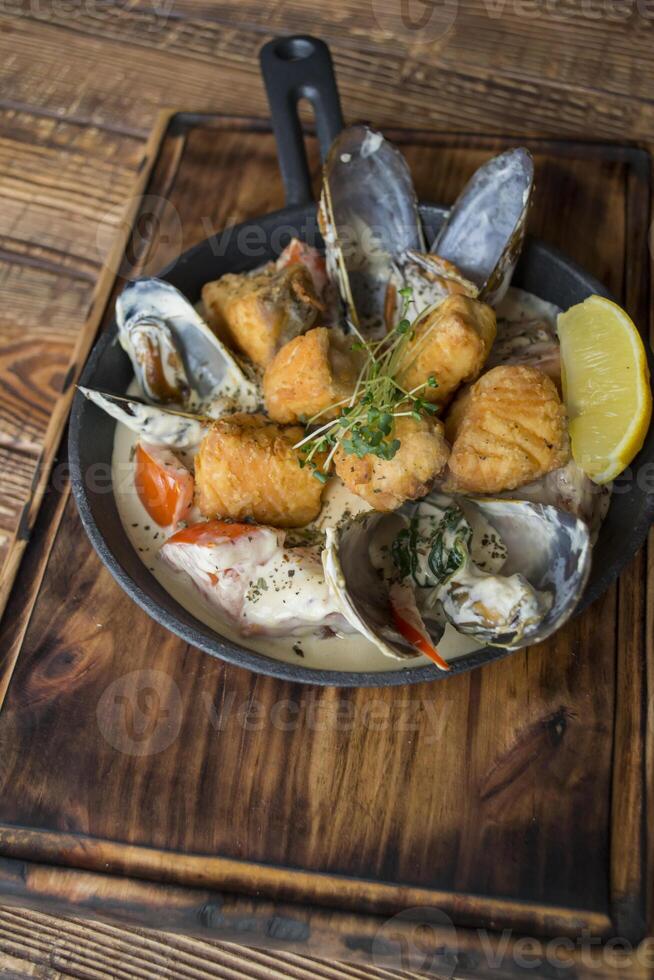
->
[0,116,650,980]
[0,6,652,977]
[0,110,168,622]
[0,857,650,979]
[0,107,144,583]
[3,2,654,141]
[0,905,428,980]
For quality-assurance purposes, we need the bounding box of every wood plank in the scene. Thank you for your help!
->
[0,111,170,620]
[0,445,37,569]
[0,908,428,980]
[0,263,93,344]
[0,109,142,275]
[0,858,646,979]
[0,122,648,950]
[145,0,654,115]
[609,134,652,941]
[2,11,654,143]
[0,107,145,601]
[0,825,613,937]
[44,1,654,105]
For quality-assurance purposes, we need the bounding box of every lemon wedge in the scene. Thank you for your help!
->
[557,295,652,484]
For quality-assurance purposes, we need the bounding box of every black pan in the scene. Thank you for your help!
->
[69,35,654,687]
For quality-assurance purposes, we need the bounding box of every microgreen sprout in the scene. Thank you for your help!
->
[295,286,439,479]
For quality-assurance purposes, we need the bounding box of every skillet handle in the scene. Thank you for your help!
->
[259,35,344,208]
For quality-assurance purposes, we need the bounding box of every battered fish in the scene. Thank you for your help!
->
[334,414,450,511]
[445,365,569,494]
[263,327,363,424]
[396,294,496,406]
[194,414,325,527]
[202,263,323,367]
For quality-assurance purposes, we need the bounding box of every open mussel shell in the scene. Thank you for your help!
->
[322,518,445,662]
[431,148,534,306]
[320,125,425,338]
[116,278,259,413]
[425,493,591,649]
[459,496,590,648]
[78,388,209,449]
[325,492,590,661]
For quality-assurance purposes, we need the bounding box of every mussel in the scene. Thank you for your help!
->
[320,130,534,335]
[323,519,446,664]
[116,278,260,415]
[324,491,590,660]
[320,126,430,337]
[432,148,534,306]
[78,388,209,449]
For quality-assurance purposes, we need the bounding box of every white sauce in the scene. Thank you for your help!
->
[495,286,560,325]
[111,389,480,672]
[82,388,206,449]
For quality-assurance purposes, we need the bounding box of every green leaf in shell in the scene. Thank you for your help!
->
[392,503,472,589]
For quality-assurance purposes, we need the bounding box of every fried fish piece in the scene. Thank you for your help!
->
[194,414,325,527]
[443,384,473,445]
[202,263,323,368]
[263,327,363,424]
[396,294,496,406]
[334,413,450,511]
[445,365,569,494]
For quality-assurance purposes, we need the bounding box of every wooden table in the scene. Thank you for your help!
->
[0,3,652,978]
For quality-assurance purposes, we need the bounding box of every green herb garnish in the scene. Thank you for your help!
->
[294,287,439,472]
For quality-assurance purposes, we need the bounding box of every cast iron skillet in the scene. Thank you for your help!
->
[69,35,654,687]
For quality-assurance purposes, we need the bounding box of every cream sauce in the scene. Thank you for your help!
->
[82,388,207,449]
[111,395,479,671]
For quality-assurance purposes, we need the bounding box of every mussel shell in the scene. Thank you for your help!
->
[117,278,259,412]
[431,148,534,306]
[455,496,591,648]
[123,318,189,404]
[78,388,208,449]
[320,126,425,337]
[322,518,445,662]
[327,491,591,660]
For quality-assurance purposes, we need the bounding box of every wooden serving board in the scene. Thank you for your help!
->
[0,113,652,977]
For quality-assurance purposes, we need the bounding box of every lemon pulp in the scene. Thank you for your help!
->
[557,295,652,484]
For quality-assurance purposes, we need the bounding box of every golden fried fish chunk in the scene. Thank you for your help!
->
[396,294,496,406]
[202,264,323,367]
[334,414,450,511]
[263,327,363,424]
[195,414,325,528]
[446,365,569,494]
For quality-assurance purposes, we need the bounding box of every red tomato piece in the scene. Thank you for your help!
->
[166,519,256,547]
[134,443,194,528]
[390,585,450,671]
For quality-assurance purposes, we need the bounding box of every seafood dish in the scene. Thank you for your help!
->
[82,126,640,675]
